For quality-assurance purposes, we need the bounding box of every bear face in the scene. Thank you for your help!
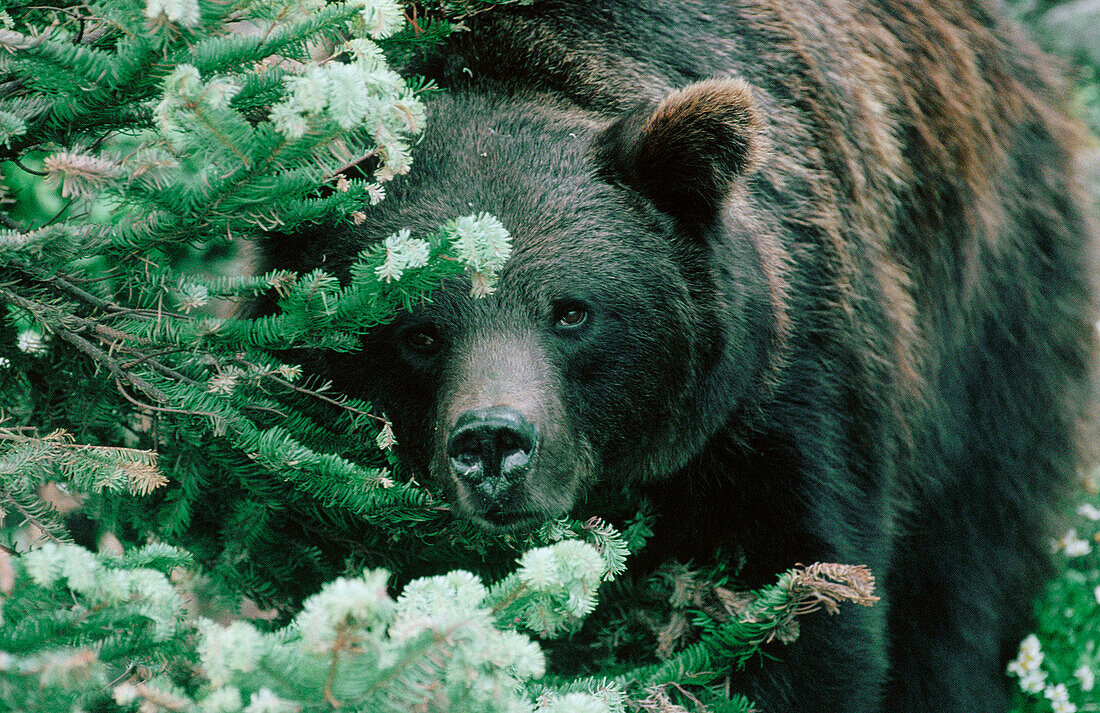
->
[311,83,769,531]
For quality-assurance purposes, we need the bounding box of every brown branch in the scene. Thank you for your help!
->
[112,377,221,421]
[0,490,69,545]
[25,266,189,322]
[324,634,345,708]
[53,327,168,401]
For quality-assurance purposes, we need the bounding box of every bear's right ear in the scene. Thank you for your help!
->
[592,78,764,223]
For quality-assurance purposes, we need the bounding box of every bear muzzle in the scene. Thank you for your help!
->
[446,406,541,527]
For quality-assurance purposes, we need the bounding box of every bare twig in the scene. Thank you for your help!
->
[0,491,68,545]
[10,158,47,177]
[264,372,381,421]
[54,327,168,401]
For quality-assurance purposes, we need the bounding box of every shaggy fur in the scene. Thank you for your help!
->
[263,2,1097,710]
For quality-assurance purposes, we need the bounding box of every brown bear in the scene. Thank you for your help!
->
[262,1,1098,710]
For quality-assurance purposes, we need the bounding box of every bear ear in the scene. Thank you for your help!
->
[592,78,764,222]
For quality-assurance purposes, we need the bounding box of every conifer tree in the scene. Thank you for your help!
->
[0,1,891,710]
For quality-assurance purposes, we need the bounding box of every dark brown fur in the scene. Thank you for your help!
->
[265,2,1097,710]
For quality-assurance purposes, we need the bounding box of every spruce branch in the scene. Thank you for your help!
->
[53,326,169,405]
[0,285,151,381]
[0,488,70,545]
[5,262,390,431]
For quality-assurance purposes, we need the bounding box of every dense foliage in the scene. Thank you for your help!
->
[0,1,887,711]
[0,0,1096,711]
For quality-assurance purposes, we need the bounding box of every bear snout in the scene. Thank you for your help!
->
[446,406,538,505]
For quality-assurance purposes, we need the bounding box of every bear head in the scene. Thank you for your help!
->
[300,79,771,531]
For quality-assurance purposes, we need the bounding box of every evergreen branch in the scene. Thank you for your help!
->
[0,428,165,496]
[111,376,221,421]
[0,281,143,341]
[0,283,210,412]
[546,563,880,700]
[167,124,335,238]
[0,29,159,146]
[118,347,197,376]
[186,3,361,75]
[5,268,384,430]
[187,102,254,169]
[0,297,219,422]
[0,488,70,545]
[28,268,121,314]
[15,265,188,323]
[114,682,188,712]
[0,223,113,263]
[1,427,123,453]
[233,362,384,423]
[52,327,168,403]
[346,629,456,707]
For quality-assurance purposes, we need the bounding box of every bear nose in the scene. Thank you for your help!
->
[447,407,537,496]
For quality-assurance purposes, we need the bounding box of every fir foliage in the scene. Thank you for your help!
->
[0,0,540,609]
[0,0,861,708]
[1,539,883,712]
[5,0,1070,711]
[0,543,192,713]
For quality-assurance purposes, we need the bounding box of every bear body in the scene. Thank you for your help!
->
[263,1,1097,711]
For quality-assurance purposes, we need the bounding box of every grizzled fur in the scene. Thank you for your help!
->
[262,1,1097,711]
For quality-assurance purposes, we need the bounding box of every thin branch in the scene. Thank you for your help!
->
[19,267,189,322]
[0,286,196,413]
[3,274,380,427]
[10,158,47,177]
[240,403,288,418]
[0,283,156,347]
[34,269,117,311]
[0,491,68,544]
[265,372,380,421]
[112,377,221,420]
[54,327,169,402]
[120,348,198,380]
[0,428,157,461]
[222,354,384,422]
[42,197,76,227]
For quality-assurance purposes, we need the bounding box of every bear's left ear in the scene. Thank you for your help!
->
[592,78,764,223]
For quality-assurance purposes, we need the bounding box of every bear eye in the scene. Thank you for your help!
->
[402,326,442,355]
[553,302,589,329]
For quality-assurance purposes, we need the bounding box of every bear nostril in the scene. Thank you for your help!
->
[449,433,483,467]
[447,407,537,487]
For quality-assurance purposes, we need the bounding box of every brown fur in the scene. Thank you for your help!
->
[266,2,1097,710]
